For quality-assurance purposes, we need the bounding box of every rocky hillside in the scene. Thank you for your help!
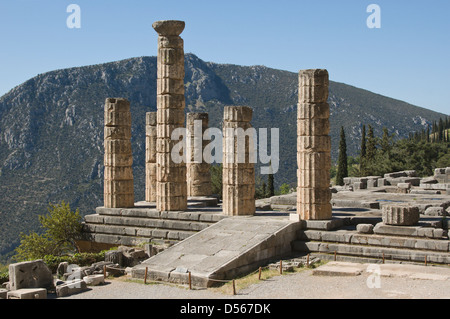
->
[0,54,445,258]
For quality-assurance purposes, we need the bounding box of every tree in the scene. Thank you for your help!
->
[267,171,275,198]
[210,164,223,199]
[336,126,348,186]
[15,201,82,261]
[360,125,367,176]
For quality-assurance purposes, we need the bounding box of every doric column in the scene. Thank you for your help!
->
[103,98,134,208]
[145,112,157,202]
[186,113,212,197]
[153,20,187,211]
[297,69,332,220]
[222,106,255,216]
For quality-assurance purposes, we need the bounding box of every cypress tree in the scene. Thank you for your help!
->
[360,125,367,176]
[267,172,274,197]
[336,127,348,186]
[365,125,377,175]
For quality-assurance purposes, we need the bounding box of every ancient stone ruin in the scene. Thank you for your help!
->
[73,19,450,290]
[154,20,188,212]
[222,106,256,216]
[296,69,332,220]
[186,112,212,197]
[103,98,134,208]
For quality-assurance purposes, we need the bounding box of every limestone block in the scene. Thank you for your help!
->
[9,260,53,291]
[157,94,185,109]
[56,279,88,297]
[424,206,446,216]
[7,288,47,299]
[157,165,186,182]
[104,98,131,112]
[298,85,329,103]
[104,180,134,195]
[223,106,253,122]
[104,126,132,140]
[298,69,329,89]
[157,108,185,125]
[157,196,187,211]
[297,118,330,136]
[297,169,330,188]
[104,153,133,167]
[297,136,331,152]
[104,166,133,181]
[356,224,374,234]
[382,205,420,226]
[104,139,132,154]
[103,194,134,208]
[104,111,131,127]
[83,274,105,286]
[157,78,184,95]
[297,202,332,221]
[297,187,332,204]
[157,181,187,198]
[222,167,255,185]
[297,152,331,171]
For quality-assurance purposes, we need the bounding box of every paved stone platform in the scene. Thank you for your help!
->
[131,214,301,287]
[313,261,450,280]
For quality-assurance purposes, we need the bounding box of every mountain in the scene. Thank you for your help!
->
[0,54,445,258]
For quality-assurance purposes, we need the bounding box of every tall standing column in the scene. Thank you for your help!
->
[145,112,157,202]
[104,98,134,208]
[297,69,332,220]
[186,113,212,197]
[153,20,187,211]
[222,106,255,216]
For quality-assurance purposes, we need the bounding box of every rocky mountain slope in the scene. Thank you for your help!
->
[0,54,445,257]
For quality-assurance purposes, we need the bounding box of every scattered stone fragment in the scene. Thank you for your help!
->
[56,279,88,297]
[7,288,47,299]
[382,204,420,226]
[8,259,53,290]
[83,274,105,286]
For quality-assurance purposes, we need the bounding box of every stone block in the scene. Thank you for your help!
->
[83,274,105,286]
[382,205,420,226]
[56,279,88,297]
[7,288,47,299]
[297,118,330,136]
[353,182,367,190]
[356,224,374,234]
[424,206,446,216]
[9,259,53,291]
[297,102,330,120]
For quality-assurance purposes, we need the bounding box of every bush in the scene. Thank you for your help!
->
[14,201,83,262]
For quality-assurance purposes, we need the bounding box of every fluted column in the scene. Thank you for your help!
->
[103,98,134,208]
[222,106,255,216]
[153,20,187,211]
[186,113,212,197]
[145,112,157,202]
[297,69,332,220]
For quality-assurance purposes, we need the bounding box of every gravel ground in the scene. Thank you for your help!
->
[59,267,450,300]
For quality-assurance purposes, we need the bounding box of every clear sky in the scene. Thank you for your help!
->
[0,0,449,114]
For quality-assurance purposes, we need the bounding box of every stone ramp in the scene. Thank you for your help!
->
[131,215,300,287]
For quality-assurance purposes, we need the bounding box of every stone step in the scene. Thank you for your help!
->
[84,214,212,232]
[95,207,227,223]
[297,229,450,252]
[82,223,197,241]
[292,240,450,265]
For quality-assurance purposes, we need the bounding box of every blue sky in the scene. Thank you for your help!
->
[0,0,449,114]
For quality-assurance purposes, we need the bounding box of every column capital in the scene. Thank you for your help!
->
[152,20,185,36]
